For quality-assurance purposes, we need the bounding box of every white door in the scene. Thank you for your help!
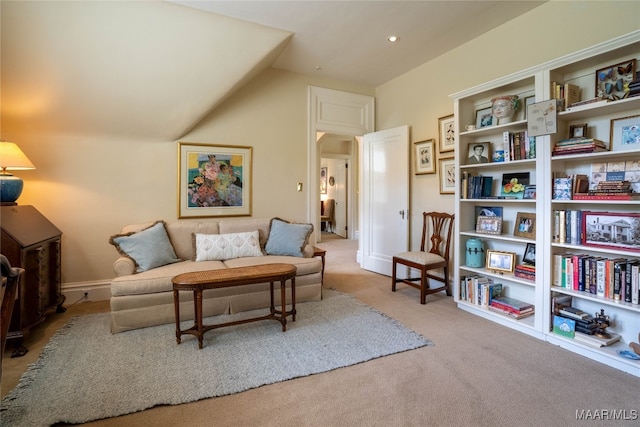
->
[334,160,347,238]
[361,126,410,276]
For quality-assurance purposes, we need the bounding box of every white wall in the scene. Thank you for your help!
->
[375,0,640,249]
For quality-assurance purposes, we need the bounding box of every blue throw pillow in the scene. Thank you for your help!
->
[265,218,313,257]
[109,221,181,272]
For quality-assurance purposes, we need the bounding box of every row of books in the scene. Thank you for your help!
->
[553,209,582,245]
[514,264,535,281]
[488,296,535,320]
[460,173,493,199]
[551,81,580,111]
[581,180,640,200]
[495,131,536,162]
[459,276,502,306]
[552,254,640,304]
[460,275,535,319]
[552,137,607,156]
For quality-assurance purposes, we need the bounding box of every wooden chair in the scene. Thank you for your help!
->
[392,211,454,304]
[320,198,335,232]
[1,255,23,378]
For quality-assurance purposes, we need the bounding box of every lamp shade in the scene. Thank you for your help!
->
[0,142,36,171]
[0,142,35,204]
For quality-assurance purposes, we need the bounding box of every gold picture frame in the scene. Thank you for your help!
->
[439,157,455,194]
[178,142,252,218]
[513,212,536,239]
[414,139,436,175]
[438,114,455,153]
[486,250,516,273]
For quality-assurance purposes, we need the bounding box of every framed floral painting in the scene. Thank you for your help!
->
[178,142,252,218]
[438,114,455,153]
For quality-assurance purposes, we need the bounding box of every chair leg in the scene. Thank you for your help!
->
[444,266,452,296]
[420,267,427,304]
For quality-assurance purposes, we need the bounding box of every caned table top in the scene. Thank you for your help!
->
[172,263,297,290]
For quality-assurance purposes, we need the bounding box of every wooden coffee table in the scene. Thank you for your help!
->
[171,263,297,349]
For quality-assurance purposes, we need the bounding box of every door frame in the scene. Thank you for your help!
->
[307,86,374,243]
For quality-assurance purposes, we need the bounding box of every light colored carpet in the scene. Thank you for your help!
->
[0,289,431,426]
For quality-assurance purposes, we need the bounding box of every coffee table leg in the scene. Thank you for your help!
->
[291,277,296,322]
[174,289,181,344]
[195,289,204,349]
[280,279,287,332]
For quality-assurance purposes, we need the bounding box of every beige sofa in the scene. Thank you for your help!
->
[109,218,322,333]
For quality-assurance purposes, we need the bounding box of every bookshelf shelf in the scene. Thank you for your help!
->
[451,31,640,377]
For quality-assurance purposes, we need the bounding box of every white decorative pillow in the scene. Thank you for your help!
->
[194,231,263,261]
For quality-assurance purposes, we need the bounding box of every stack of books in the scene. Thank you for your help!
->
[629,79,640,98]
[488,296,534,319]
[514,264,535,281]
[573,180,640,200]
[552,137,607,156]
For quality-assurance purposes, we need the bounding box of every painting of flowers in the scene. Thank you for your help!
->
[179,142,252,218]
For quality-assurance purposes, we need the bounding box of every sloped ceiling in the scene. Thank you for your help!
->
[1,1,544,142]
[1,1,292,140]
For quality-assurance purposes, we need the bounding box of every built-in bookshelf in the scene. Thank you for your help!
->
[451,31,640,377]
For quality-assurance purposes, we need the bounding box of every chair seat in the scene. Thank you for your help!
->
[391,211,454,304]
[394,251,445,266]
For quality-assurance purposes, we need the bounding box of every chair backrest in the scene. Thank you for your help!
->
[419,211,454,259]
[323,199,335,220]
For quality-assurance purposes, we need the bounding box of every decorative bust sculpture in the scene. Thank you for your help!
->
[491,95,520,124]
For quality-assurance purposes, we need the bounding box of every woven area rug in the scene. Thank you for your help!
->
[1,290,431,426]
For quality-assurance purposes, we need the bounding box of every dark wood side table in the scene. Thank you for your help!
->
[1,205,65,357]
[313,246,326,285]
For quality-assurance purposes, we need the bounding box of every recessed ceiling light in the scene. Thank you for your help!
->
[387,35,399,43]
[315,65,322,71]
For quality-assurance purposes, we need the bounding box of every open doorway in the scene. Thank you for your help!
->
[318,133,357,242]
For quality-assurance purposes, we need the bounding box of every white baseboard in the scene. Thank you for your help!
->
[62,280,111,303]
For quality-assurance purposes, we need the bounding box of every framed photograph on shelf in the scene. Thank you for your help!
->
[610,114,640,152]
[474,206,503,224]
[414,139,436,175]
[476,215,502,235]
[523,185,537,200]
[486,250,515,273]
[569,123,588,139]
[513,212,536,239]
[582,211,640,252]
[439,157,456,194]
[466,142,491,165]
[522,243,536,266]
[178,142,252,218]
[501,172,529,199]
[438,114,455,153]
[595,59,636,101]
[475,107,495,129]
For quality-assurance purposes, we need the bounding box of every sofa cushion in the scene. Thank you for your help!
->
[193,231,263,261]
[265,218,313,257]
[109,221,181,273]
[111,260,226,296]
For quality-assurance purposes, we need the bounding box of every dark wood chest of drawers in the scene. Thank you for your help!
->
[1,205,65,355]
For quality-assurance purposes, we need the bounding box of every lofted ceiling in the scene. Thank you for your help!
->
[172,1,546,87]
[2,1,545,142]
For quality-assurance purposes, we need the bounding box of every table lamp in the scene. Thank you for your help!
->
[0,141,36,204]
